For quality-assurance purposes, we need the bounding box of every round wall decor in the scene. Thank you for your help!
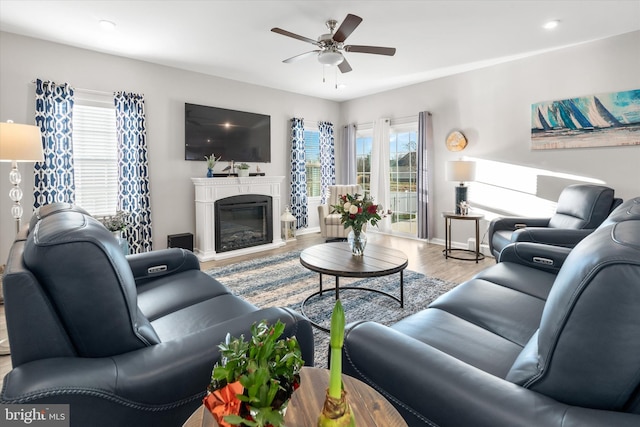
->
[446,131,468,152]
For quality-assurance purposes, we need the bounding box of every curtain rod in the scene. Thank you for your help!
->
[30,80,112,96]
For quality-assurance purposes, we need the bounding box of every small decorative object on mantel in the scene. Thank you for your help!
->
[97,211,130,255]
[318,299,355,426]
[236,163,250,177]
[204,320,303,427]
[205,154,222,178]
[331,193,385,256]
[280,206,296,242]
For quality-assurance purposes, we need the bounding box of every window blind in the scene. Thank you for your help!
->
[72,103,118,217]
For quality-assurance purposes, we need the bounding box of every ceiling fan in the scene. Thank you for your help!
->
[271,14,396,73]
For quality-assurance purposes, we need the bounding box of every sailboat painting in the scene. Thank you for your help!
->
[531,89,640,150]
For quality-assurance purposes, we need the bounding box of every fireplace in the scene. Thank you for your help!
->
[192,176,284,261]
[215,194,273,253]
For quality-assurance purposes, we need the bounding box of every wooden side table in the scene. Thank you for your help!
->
[442,212,485,263]
[182,367,407,426]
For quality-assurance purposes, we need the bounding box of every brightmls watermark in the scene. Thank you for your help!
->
[1,405,69,426]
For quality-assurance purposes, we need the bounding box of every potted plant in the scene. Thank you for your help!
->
[236,163,251,177]
[205,154,222,177]
[318,299,355,426]
[204,320,304,427]
[97,211,130,255]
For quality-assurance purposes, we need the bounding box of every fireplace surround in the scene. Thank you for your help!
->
[192,176,285,261]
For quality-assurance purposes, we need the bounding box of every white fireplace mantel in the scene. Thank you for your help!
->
[192,176,286,261]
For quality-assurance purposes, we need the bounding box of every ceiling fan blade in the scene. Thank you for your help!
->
[271,27,318,45]
[333,14,362,43]
[283,50,320,63]
[345,45,396,56]
[338,58,352,73]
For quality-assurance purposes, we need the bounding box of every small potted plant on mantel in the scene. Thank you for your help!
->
[205,153,222,178]
[204,320,303,427]
[236,163,251,177]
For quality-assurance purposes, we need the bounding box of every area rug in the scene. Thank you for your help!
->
[206,251,457,368]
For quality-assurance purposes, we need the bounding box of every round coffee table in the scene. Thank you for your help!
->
[182,367,408,426]
[299,242,408,331]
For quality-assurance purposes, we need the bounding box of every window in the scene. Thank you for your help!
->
[72,94,118,217]
[355,129,373,195]
[304,128,321,198]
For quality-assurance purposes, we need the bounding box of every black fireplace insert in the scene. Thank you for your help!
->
[215,194,273,253]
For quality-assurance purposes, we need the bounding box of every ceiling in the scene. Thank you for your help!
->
[1,1,639,102]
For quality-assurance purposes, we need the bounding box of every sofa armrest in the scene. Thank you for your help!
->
[317,204,329,236]
[498,242,572,273]
[342,321,639,427]
[127,248,201,286]
[490,216,551,233]
[511,227,595,248]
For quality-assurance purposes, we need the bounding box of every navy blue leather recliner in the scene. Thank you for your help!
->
[1,203,314,427]
[488,184,621,259]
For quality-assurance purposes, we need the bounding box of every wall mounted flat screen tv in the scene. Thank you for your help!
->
[185,103,271,162]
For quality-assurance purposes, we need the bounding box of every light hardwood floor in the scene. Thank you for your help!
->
[0,232,494,381]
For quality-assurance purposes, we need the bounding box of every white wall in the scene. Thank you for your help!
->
[339,31,640,245]
[1,31,639,262]
[0,32,339,261]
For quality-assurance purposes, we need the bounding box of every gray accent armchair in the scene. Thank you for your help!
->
[488,184,621,259]
[318,184,363,240]
[1,203,314,427]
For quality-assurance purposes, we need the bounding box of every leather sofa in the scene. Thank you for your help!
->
[488,184,622,259]
[342,197,640,426]
[1,203,314,427]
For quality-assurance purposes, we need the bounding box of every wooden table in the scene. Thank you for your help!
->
[182,367,408,427]
[442,212,485,263]
[299,242,408,331]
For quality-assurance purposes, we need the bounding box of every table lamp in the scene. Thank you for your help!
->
[0,121,44,233]
[446,160,476,214]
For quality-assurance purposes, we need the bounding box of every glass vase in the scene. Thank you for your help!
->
[347,229,367,256]
[111,230,129,255]
[207,168,214,178]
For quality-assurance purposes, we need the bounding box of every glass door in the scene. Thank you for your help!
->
[389,125,418,236]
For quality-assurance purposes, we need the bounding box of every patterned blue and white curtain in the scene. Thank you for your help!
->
[417,111,434,240]
[33,79,75,208]
[114,92,153,253]
[318,121,335,204]
[289,118,308,229]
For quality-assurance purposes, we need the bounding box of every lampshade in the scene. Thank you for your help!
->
[318,50,344,66]
[446,160,476,183]
[0,122,44,162]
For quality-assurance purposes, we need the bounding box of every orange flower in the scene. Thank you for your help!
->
[203,381,243,427]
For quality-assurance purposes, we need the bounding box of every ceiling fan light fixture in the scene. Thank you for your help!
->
[318,50,344,66]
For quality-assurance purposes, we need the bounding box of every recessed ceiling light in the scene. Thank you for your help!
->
[543,20,560,30]
[99,20,116,30]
